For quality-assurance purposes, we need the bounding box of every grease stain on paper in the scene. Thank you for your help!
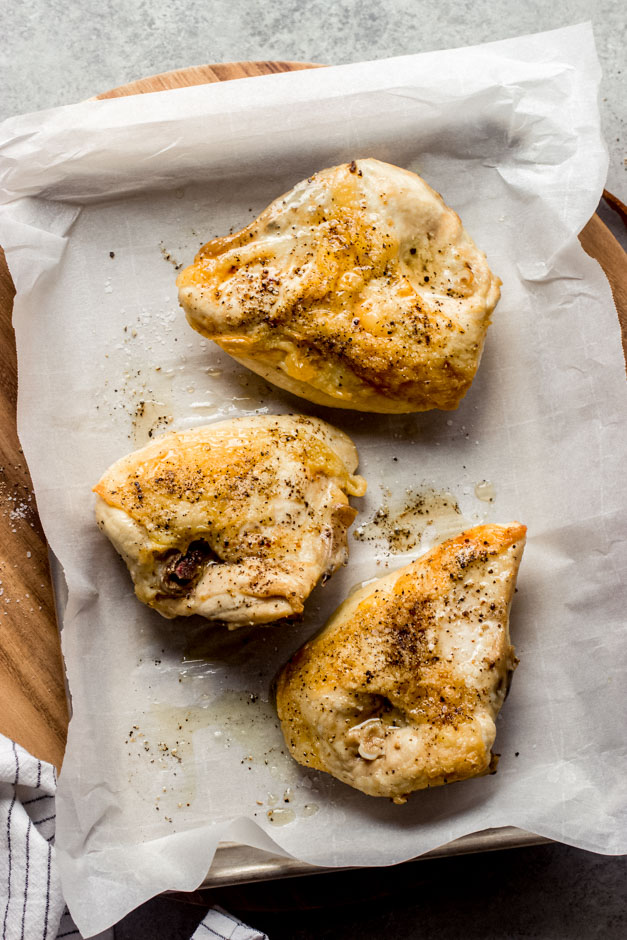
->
[131,397,174,445]
[126,703,206,814]
[474,480,496,502]
[142,691,320,827]
[202,690,298,785]
[267,807,295,826]
[354,488,470,553]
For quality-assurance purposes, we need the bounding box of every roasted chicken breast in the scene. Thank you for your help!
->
[93,415,366,626]
[178,159,500,413]
[276,523,525,801]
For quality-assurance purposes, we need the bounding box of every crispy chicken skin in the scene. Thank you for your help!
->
[177,159,500,413]
[93,415,366,627]
[275,523,525,801]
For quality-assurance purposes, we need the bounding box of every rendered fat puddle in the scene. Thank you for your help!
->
[175,370,275,427]
[166,691,318,825]
[140,692,320,826]
[130,368,175,445]
[125,702,206,820]
[474,480,496,502]
[353,487,471,553]
[203,691,320,822]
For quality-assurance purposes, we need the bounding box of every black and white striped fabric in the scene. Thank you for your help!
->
[0,734,72,940]
[0,734,267,940]
[190,907,268,940]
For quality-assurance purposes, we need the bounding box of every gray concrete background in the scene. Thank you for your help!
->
[1,0,625,199]
[2,1,625,937]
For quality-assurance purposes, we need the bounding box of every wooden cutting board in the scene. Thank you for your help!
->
[0,62,625,771]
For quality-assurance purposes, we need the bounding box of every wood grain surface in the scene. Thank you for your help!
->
[0,62,625,772]
[95,60,321,99]
[0,254,69,768]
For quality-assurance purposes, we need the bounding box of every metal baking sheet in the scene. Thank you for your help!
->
[199,828,549,888]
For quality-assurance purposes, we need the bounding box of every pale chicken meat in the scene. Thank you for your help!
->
[93,415,366,627]
[177,159,500,413]
[275,523,525,801]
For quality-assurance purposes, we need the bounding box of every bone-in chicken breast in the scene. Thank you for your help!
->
[178,159,500,413]
[93,415,366,627]
[276,523,525,801]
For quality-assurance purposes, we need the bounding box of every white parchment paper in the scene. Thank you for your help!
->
[1,23,626,938]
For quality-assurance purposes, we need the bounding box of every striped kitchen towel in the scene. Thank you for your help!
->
[0,734,267,939]
[0,734,76,940]
[191,907,268,940]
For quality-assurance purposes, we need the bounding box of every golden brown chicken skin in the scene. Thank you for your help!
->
[275,523,525,801]
[93,415,366,627]
[178,159,500,413]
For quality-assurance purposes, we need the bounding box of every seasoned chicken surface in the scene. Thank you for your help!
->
[178,159,500,413]
[276,523,525,801]
[93,415,366,627]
